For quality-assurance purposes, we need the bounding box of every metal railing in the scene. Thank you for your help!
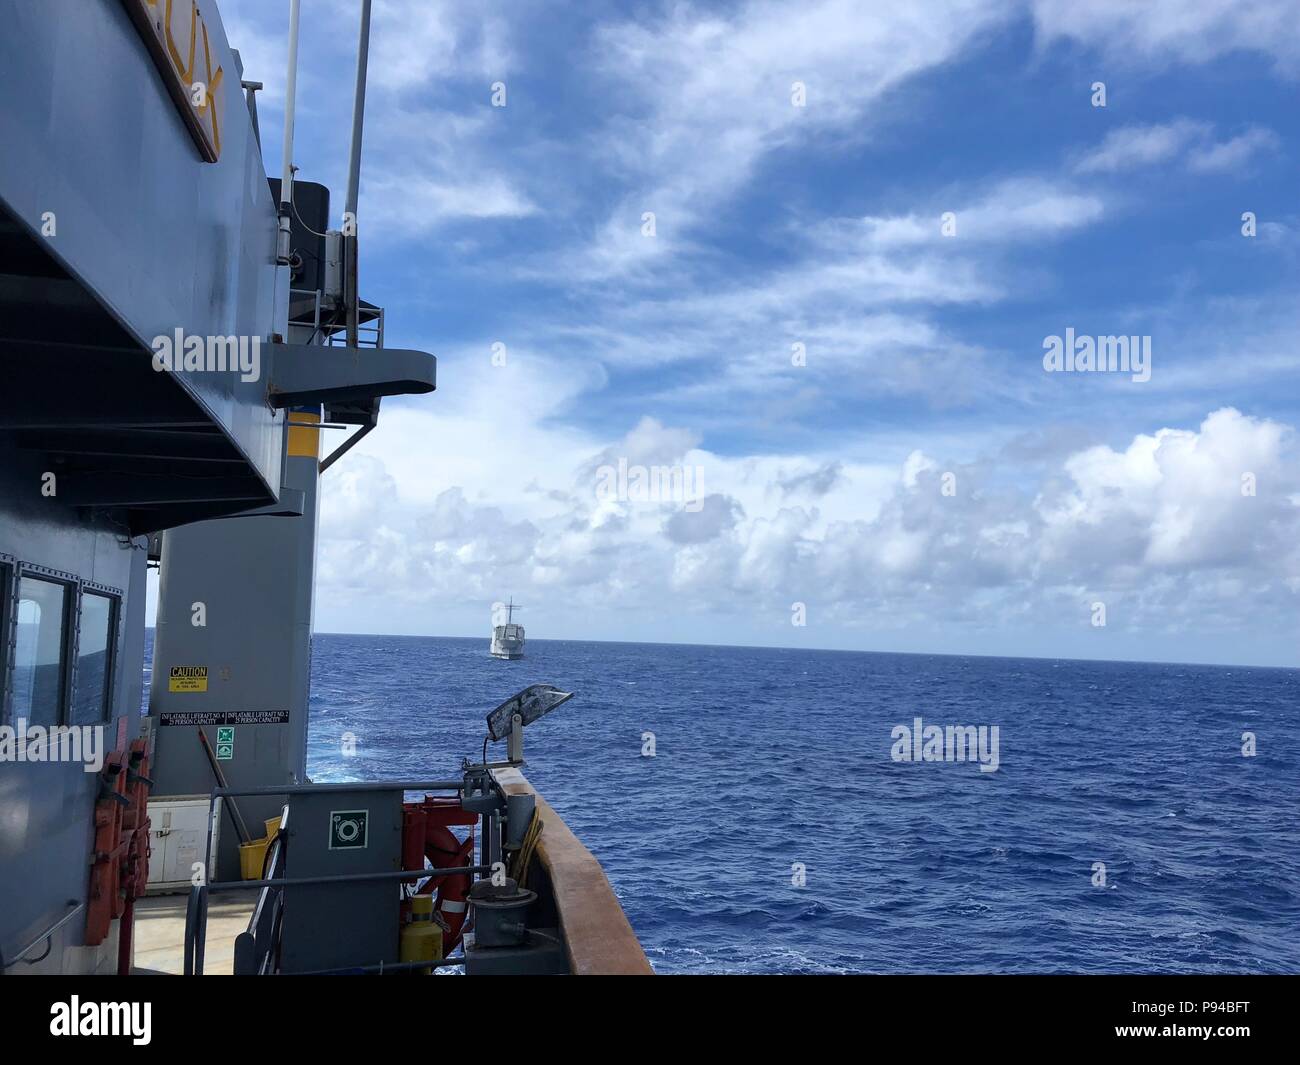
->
[287,287,384,348]
[328,304,383,349]
[287,286,325,339]
[233,806,287,975]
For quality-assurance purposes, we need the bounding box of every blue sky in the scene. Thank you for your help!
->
[214,0,1300,665]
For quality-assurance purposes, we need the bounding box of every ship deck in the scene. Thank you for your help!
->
[131,891,258,976]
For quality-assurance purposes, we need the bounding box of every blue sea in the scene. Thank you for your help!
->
[295,634,1300,974]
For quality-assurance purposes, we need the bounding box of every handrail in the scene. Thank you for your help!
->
[235,811,287,976]
[0,902,85,970]
[211,779,461,798]
[207,864,486,893]
[246,833,285,929]
[284,956,467,975]
[261,890,285,974]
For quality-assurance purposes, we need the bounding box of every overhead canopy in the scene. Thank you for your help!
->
[0,203,280,534]
[0,201,437,535]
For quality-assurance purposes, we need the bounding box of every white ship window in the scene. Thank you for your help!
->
[14,576,70,726]
[72,592,117,726]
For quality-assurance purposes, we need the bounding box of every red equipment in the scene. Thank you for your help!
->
[401,795,477,952]
[86,736,152,976]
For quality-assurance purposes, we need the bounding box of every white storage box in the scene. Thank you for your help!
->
[146,795,222,893]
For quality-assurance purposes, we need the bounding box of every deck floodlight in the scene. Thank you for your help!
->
[486,684,575,763]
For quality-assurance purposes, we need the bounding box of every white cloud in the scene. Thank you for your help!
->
[828,178,1104,247]
[362,0,513,90]
[1041,408,1291,570]
[221,10,290,103]
[1073,119,1280,176]
[1187,127,1280,173]
[532,176,1106,418]
[318,401,1300,645]
[219,0,528,230]
[1030,0,1300,71]
[365,171,537,232]
[1073,119,1209,173]
[572,0,1016,278]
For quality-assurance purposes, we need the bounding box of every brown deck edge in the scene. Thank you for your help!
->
[494,767,653,975]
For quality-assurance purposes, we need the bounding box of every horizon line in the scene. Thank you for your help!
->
[298,629,1300,673]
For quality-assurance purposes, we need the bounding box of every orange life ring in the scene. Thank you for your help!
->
[421,825,474,951]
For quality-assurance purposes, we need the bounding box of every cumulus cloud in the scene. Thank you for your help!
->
[663,494,746,544]
[777,461,844,498]
[1040,408,1291,571]
[318,407,1300,642]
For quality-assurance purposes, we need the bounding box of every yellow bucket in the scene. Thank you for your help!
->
[238,816,283,880]
[239,837,270,880]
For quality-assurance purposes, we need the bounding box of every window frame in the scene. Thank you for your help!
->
[13,564,77,727]
[1,562,125,728]
[73,586,121,726]
[0,555,13,726]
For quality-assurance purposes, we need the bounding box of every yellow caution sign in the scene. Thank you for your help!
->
[168,666,209,693]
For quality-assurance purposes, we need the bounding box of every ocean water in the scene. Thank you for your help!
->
[298,634,1300,974]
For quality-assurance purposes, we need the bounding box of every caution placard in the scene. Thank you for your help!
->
[168,666,208,693]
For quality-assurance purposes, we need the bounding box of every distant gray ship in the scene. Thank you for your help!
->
[490,599,525,659]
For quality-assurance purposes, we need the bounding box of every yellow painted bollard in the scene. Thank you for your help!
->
[400,894,444,974]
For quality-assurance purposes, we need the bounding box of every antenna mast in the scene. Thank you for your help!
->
[343,0,373,348]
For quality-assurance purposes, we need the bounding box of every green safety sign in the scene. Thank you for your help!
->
[329,810,368,850]
[215,741,234,760]
[216,727,235,744]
